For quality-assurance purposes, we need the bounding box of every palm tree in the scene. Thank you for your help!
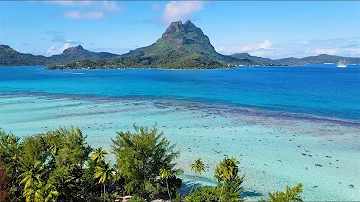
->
[52,174,75,201]
[214,158,238,202]
[92,147,107,165]
[43,183,59,202]
[189,158,206,193]
[22,182,58,202]
[22,182,45,202]
[160,168,172,202]
[94,161,115,202]
[20,161,45,202]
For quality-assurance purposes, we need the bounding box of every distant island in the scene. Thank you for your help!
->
[1,20,359,69]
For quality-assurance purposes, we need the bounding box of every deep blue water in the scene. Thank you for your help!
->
[1,65,359,121]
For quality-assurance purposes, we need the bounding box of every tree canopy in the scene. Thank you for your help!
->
[111,124,181,199]
[0,126,303,202]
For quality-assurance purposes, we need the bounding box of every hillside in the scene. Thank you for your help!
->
[231,53,277,65]
[124,20,238,63]
[1,20,360,69]
[0,45,118,66]
[51,20,252,69]
[48,45,118,65]
[232,52,360,66]
[0,45,47,66]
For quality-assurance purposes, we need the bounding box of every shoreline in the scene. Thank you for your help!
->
[1,94,359,201]
[0,64,349,70]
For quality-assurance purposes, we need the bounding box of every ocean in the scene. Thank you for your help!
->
[0,65,359,200]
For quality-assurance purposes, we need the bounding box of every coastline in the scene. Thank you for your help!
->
[1,93,359,201]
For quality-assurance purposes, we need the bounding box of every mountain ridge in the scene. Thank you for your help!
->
[1,20,359,68]
[0,44,118,66]
[123,20,238,63]
[231,53,360,66]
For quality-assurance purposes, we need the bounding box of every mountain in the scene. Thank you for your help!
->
[300,54,360,65]
[231,52,360,66]
[0,45,47,66]
[52,20,253,69]
[0,45,118,66]
[124,20,238,63]
[1,20,360,69]
[231,53,277,65]
[50,45,118,64]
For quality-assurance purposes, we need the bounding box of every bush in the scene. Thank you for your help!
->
[267,183,303,202]
[128,195,146,202]
[185,186,219,202]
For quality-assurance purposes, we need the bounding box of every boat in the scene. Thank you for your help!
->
[337,60,347,68]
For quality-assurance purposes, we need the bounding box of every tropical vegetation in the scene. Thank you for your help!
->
[0,125,303,202]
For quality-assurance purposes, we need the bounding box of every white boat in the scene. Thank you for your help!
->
[337,60,347,68]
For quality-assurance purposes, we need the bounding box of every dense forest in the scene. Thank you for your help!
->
[46,50,236,70]
[0,124,303,202]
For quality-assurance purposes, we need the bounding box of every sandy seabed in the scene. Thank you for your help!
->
[1,94,359,201]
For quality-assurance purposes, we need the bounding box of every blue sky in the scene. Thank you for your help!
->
[1,1,359,59]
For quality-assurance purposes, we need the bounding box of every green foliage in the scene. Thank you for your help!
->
[0,126,304,202]
[190,158,206,193]
[127,195,147,202]
[93,160,116,201]
[0,163,9,201]
[173,192,181,202]
[267,183,303,202]
[111,124,181,199]
[0,44,117,66]
[0,126,97,201]
[159,168,172,201]
[186,157,245,202]
[92,147,108,165]
[214,157,245,202]
[0,129,23,200]
[3,20,360,68]
[185,186,219,202]
[46,21,244,69]
[48,52,228,70]
[94,161,115,184]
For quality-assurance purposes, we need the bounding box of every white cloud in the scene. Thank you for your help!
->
[345,48,360,56]
[45,43,71,55]
[217,37,360,59]
[49,1,92,7]
[161,1,203,23]
[47,1,121,19]
[217,40,277,57]
[313,48,338,55]
[63,11,104,19]
[301,40,310,46]
[102,1,121,12]
[46,46,57,54]
[257,40,272,50]
[60,43,71,52]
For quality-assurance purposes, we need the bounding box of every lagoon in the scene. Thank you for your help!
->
[0,65,359,200]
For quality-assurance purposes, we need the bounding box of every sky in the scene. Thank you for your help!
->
[0,1,359,59]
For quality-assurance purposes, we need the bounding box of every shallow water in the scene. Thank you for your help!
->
[0,65,359,200]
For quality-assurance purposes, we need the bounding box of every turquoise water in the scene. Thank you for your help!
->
[1,65,359,121]
[0,65,359,200]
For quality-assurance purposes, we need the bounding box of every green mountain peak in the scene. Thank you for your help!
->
[62,45,85,54]
[126,20,224,61]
